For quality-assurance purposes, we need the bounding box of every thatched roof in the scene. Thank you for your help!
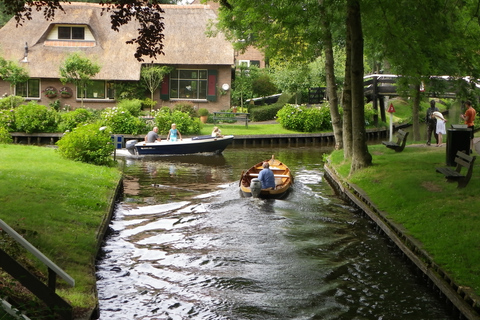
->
[0,3,233,81]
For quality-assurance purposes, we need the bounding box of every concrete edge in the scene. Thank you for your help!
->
[323,163,480,320]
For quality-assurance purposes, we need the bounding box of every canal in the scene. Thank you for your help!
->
[96,147,455,319]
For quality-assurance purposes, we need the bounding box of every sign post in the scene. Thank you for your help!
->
[387,103,396,141]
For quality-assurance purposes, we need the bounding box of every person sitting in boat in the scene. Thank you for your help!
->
[167,123,182,142]
[211,126,223,138]
[258,162,275,190]
[145,126,161,143]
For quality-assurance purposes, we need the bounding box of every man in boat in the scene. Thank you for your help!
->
[145,127,161,143]
[258,162,275,190]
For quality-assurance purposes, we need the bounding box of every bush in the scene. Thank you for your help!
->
[15,101,59,133]
[153,109,201,135]
[173,101,196,117]
[116,99,143,117]
[0,96,24,110]
[0,108,16,131]
[0,126,12,144]
[56,122,115,166]
[58,108,97,132]
[101,106,147,134]
[276,103,331,132]
[198,108,209,116]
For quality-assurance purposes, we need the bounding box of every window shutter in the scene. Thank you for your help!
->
[160,74,170,101]
[207,70,217,102]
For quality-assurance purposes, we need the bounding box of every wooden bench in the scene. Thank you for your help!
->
[213,112,250,127]
[436,151,476,189]
[382,129,409,152]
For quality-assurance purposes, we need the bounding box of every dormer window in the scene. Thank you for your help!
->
[58,26,85,40]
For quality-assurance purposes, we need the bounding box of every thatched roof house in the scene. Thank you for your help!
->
[0,2,234,110]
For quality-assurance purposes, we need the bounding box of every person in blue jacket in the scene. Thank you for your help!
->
[258,162,275,189]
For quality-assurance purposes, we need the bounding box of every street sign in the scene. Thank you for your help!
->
[387,103,396,113]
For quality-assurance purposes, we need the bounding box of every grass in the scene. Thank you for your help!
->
[0,144,121,317]
[328,143,480,296]
[198,122,319,135]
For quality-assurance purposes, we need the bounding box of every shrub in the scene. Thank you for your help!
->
[0,108,16,131]
[15,101,59,133]
[198,108,209,116]
[0,126,12,144]
[0,96,24,110]
[276,103,331,132]
[56,122,115,166]
[153,109,201,135]
[116,99,143,117]
[101,106,147,134]
[249,104,283,122]
[173,101,196,117]
[58,108,96,132]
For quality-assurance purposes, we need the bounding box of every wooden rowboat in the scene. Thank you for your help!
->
[239,155,293,199]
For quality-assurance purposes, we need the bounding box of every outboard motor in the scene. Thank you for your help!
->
[126,140,138,155]
[250,178,262,198]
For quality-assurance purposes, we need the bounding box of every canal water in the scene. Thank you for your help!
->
[96,147,454,320]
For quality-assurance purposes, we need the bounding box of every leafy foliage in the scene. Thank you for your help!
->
[116,99,143,117]
[0,125,12,143]
[15,101,58,133]
[0,95,24,110]
[173,101,196,117]
[153,109,200,135]
[276,103,331,132]
[0,108,16,131]
[56,122,115,166]
[58,108,96,132]
[100,106,146,134]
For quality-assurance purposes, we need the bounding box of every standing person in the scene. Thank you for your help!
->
[434,112,447,147]
[426,100,439,146]
[258,162,275,189]
[145,126,161,143]
[167,123,182,142]
[460,100,477,152]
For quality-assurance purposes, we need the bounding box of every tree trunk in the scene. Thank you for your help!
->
[342,10,353,159]
[348,0,372,173]
[319,0,342,150]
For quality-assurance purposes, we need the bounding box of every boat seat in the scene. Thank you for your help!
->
[248,173,290,178]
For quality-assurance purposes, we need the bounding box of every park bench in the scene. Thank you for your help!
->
[213,112,250,127]
[435,151,476,189]
[382,129,409,152]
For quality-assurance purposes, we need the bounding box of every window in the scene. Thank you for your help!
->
[58,26,85,40]
[16,79,40,98]
[77,81,115,99]
[170,69,208,100]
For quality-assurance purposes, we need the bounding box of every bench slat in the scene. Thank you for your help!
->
[435,151,476,188]
[248,173,290,178]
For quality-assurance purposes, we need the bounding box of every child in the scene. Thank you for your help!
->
[167,123,182,142]
[211,126,223,138]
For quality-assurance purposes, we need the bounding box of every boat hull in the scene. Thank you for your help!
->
[132,135,234,155]
[240,157,293,199]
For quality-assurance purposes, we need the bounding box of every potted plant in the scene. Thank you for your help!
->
[198,108,209,123]
[59,86,72,98]
[43,87,57,98]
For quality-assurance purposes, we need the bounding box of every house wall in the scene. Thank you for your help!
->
[1,64,232,112]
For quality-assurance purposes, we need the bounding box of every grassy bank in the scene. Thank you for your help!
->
[0,144,121,318]
[328,144,480,296]
[198,122,314,136]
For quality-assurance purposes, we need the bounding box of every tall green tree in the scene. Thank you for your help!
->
[141,64,172,110]
[59,52,101,107]
[0,56,29,108]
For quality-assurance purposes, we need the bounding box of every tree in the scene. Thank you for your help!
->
[141,64,172,111]
[0,56,29,108]
[59,52,101,107]
[0,0,170,61]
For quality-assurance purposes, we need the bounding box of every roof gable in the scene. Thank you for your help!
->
[0,3,233,81]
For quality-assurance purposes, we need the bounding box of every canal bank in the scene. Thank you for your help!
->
[323,155,480,320]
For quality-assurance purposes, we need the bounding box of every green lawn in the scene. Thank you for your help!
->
[328,144,480,297]
[0,144,121,318]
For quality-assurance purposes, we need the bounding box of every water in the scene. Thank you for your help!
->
[96,148,454,319]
